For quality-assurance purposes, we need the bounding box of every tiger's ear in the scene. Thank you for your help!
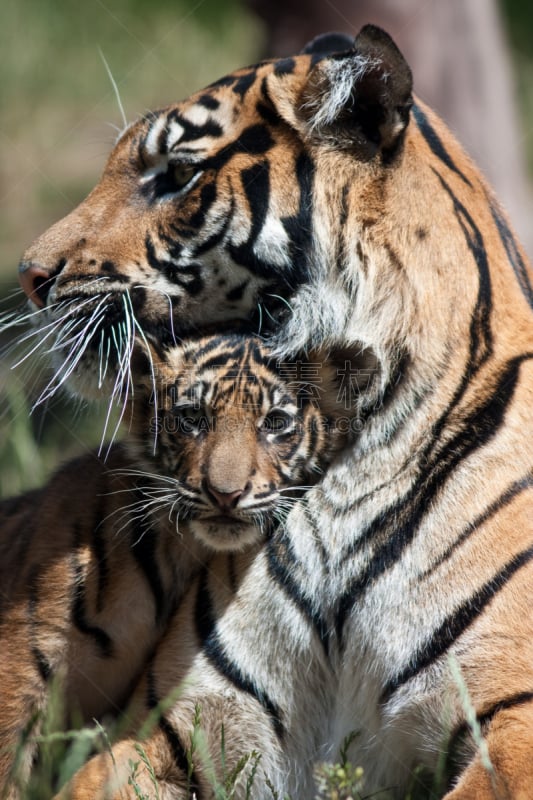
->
[300,25,412,156]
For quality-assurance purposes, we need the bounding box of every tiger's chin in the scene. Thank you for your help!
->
[188,516,266,553]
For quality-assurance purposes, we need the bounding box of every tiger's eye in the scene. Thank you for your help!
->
[172,163,197,189]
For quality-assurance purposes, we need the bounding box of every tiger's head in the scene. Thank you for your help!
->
[16,25,532,437]
[128,333,353,551]
[16,25,410,403]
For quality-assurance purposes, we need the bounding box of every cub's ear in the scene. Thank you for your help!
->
[308,344,380,418]
[300,24,412,156]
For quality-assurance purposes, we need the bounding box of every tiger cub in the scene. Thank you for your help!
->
[0,333,352,797]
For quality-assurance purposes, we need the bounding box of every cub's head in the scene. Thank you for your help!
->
[15,26,413,401]
[128,333,353,551]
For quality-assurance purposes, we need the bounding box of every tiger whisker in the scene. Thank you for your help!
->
[9,314,78,368]
[98,329,106,389]
[263,305,279,327]
[101,300,137,456]
[110,472,201,507]
[123,290,158,452]
[0,297,63,332]
[101,484,178,502]
[266,293,294,313]
[278,485,317,493]
[105,494,177,539]
[134,284,180,346]
[34,303,110,406]
[110,468,185,488]
[55,316,102,357]
[31,320,105,405]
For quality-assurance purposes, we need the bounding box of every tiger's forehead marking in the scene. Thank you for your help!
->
[166,120,185,151]
[141,61,291,161]
[144,115,168,157]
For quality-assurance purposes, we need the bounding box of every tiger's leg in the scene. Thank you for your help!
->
[445,699,533,800]
[57,687,288,800]
[56,729,189,800]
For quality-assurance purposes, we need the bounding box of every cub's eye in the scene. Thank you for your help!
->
[259,409,296,435]
[171,405,211,435]
[170,163,197,190]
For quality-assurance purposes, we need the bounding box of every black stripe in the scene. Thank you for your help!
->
[192,199,234,257]
[382,544,533,702]
[158,718,190,777]
[232,70,256,99]
[194,568,285,739]
[145,234,204,295]
[197,94,220,110]
[130,502,169,625]
[32,646,52,682]
[165,109,223,142]
[199,343,247,373]
[489,197,533,309]
[204,124,274,172]
[273,57,296,75]
[412,103,472,187]
[146,669,202,795]
[227,554,238,594]
[477,690,533,728]
[280,152,315,285]
[336,354,531,638]
[421,473,533,578]
[256,83,280,127]
[434,170,493,370]
[207,74,240,91]
[227,161,273,277]
[445,689,533,783]
[339,184,349,227]
[184,333,243,361]
[267,522,331,658]
[188,182,217,229]
[71,551,113,658]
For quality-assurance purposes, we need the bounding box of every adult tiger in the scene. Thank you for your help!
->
[14,25,533,800]
[0,332,348,797]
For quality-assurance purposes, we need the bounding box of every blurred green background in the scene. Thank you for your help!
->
[0,0,532,496]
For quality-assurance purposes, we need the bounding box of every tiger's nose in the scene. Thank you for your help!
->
[18,262,54,308]
[204,480,252,512]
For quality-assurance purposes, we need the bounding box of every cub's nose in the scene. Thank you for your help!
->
[204,480,252,512]
[18,261,55,307]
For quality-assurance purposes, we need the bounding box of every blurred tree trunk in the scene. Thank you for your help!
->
[247,0,533,256]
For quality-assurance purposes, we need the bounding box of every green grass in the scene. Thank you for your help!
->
[5,657,492,799]
[9,713,459,800]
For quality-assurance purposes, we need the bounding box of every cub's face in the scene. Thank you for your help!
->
[130,334,341,552]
